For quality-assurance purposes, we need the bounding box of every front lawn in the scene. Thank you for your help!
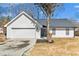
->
[29,38,79,56]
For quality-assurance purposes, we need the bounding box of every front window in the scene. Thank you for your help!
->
[52,28,56,35]
[66,28,69,35]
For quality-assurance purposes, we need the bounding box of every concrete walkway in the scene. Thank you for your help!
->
[0,39,36,56]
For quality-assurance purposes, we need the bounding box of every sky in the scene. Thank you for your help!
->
[53,3,79,21]
[0,3,79,21]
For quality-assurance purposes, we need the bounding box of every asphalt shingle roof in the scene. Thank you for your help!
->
[38,19,78,28]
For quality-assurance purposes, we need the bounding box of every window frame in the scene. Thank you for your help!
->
[66,28,69,35]
[52,28,56,35]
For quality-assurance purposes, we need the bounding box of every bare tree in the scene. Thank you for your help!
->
[35,3,62,43]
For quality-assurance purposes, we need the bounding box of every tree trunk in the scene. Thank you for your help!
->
[47,15,52,43]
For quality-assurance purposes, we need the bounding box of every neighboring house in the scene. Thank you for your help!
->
[73,21,79,36]
[4,11,78,39]
[0,27,3,33]
[4,11,42,39]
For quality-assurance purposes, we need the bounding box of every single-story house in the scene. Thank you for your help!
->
[38,19,78,38]
[4,11,78,39]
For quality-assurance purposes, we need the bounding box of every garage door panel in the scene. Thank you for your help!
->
[9,29,35,38]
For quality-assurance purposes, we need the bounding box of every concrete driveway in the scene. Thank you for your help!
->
[0,38,36,56]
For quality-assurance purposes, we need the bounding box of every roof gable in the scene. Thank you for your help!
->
[4,11,42,27]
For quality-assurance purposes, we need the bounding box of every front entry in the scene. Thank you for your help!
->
[41,28,47,37]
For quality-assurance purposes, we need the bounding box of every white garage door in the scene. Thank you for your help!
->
[9,28,36,38]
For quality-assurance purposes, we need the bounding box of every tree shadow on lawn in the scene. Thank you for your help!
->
[37,39,54,43]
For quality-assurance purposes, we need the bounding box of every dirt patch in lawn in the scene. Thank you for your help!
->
[29,38,79,56]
